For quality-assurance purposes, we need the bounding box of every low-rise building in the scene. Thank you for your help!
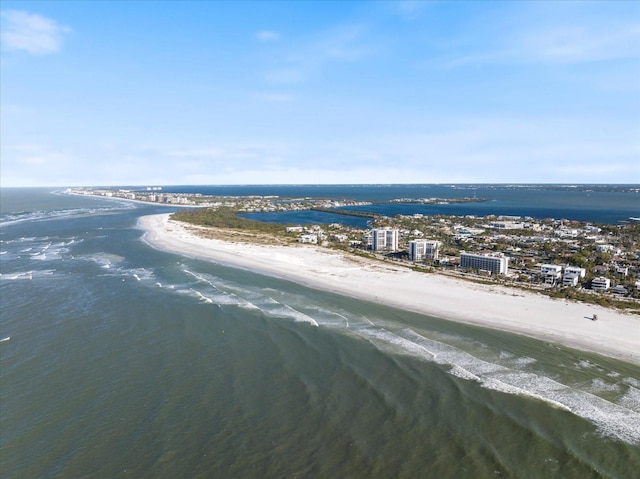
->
[564,266,586,278]
[488,221,524,230]
[540,264,562,285]
[460,252,509,275]
[611,285,628,295]
[562,266,586,287]
[591,277,611,291]
[331,234,348,243]
[616,266,629,276]
[563,274,579,287]
[298,234,318,244]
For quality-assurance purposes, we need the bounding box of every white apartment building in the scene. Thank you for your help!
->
[408,239,440,261]
[562,266,586,287]
[564,266,586,278]
[371,228,399,252]
[460,252,509,275]
[591,277,611,291]
[488,221,524,230]
[540,264,562,285]
[563,274,579,287]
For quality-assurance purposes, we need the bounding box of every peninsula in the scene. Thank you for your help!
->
[140,213,640,365]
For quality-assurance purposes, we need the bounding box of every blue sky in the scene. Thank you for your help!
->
[1,0,639,186]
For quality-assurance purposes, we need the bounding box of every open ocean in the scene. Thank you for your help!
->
[1,186,639,478]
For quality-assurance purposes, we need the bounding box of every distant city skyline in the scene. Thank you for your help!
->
[1,0,639,187]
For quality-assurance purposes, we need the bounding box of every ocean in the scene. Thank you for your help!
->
[1,186,639,478]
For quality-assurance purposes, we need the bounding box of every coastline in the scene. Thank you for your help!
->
[63,190,198,208]
[140,213,640,365]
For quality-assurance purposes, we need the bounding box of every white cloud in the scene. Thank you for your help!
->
[432,14,640,70]
[255,30,280,42]
[0,144,77,187]
[0,10,71,55]
[315,24,370,61]
[3,113,636,186]
[264,24,372,84]
[522,24,640,63]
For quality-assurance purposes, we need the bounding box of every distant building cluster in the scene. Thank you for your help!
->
[540,264,587,287]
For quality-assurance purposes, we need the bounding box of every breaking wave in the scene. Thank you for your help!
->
[4,226,638,445]
[0,203,136,228]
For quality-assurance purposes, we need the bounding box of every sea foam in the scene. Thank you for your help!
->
[360,326,640,444]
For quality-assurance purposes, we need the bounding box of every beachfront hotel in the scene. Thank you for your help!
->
[408,239,440,261]
[460,252,509,275]
[371,228,399,252]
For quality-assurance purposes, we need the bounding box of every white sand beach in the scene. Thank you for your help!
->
[140,213,640,365]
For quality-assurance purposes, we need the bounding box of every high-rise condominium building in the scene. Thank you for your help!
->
[371,228,399,251]
[408,239,440,261]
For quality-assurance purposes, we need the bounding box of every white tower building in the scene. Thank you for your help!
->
[371,228,399,251]
[408,239,440,261]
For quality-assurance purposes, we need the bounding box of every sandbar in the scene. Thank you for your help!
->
[140,213,640,365]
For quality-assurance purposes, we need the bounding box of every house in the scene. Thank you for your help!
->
[591,277,611,291]
[611,285,628,295]
[540,264,562,285]
[298,234,318,244]
[563,266,586,287]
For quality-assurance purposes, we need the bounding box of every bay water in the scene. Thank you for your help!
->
[1,187,639,478]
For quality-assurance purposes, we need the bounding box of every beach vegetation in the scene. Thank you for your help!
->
[172,207,290,235]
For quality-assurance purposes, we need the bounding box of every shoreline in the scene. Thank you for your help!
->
[139,213,640,365]
[61,190,199,208]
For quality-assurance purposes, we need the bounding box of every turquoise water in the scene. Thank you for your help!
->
[1,188,639,478]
